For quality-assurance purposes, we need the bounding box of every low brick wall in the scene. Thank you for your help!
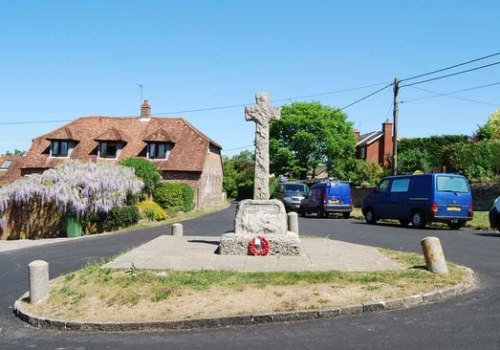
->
[351,184,500,211]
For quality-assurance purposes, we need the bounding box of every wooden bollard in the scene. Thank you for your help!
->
[171,223,183,236]
[287,212,299,234]
[421,237,449,274]
[29,260,49,303]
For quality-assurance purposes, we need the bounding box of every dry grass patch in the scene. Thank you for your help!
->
[23,250,470,322]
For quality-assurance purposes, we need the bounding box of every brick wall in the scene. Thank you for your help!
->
[199,149,224,207]
[365,142,380,165]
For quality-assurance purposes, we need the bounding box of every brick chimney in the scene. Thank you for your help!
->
[140,99,151,120]
[382,119,393,168]
[354,129,361,139]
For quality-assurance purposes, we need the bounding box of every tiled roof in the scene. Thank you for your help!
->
[143,128,176,143]
[95,127,128,141]
[0,156,24,186]
[45,126,76,140]
[21,116,222,174]
[356,131,383,147]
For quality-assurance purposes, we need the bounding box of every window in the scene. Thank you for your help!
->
[377,179,390,193]
[0,160,12,170]
[437,176,469,193]
[359,147,366,159]
[99,142,118,158]
[148,142,170,159]
[391,178,410,193]
[51,140,69,157]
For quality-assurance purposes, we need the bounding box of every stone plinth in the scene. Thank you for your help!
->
[234,199,287,236]
[219,199,301,256]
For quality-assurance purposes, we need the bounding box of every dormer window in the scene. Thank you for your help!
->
[148,142,171,160]
[50,140,69,157]
[99,141,119,159]
[1,160,12,170]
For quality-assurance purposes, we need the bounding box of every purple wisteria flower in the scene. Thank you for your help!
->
[0,160,144,228]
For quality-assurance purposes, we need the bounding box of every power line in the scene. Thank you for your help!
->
[340,83,394,110]
[0,81,391,125]
[404,85,499,107]
[399,60,500,88]
[222,144,254,152]
[401,81,500,104]
[400,52,500,83]
[152,82,390,116]
[0,119,73,125]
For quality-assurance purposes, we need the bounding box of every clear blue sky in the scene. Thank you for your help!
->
[1,0,499,156]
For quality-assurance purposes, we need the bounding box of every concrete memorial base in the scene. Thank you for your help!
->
[219,199,302,256]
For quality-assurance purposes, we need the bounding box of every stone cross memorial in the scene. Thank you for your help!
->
[219,92,301,256]
[244,93,280,200]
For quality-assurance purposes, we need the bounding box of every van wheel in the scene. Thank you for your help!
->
[448,221,465,230]
[343,212,350,219]
[411,211,427,229]
[365,209,377,224]
[399,219,410,228]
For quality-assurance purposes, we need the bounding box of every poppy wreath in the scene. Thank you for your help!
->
[248,235,270,256]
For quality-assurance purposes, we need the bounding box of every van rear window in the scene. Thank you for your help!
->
[284,184,307,192]
[436,176,469,193]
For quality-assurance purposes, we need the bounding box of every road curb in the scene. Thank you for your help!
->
[13,266,477,332]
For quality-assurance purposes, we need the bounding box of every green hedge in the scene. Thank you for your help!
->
[102,206,140,231]
[153,182,194,212]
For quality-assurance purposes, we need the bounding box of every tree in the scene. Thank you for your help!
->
[397,148,430,174]
[223,151,254,199]
[474,109,500,141]
[119,157,161,197]
[270,102,356,179]
[3,149,26,156]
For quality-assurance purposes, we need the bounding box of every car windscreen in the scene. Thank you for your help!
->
[284,184,307,195]
[436,176,469,193]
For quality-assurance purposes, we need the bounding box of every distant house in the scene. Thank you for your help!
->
[355,120,393,169]
[5,100,224,208]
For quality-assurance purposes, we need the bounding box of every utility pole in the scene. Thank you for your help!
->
[392,77,399,175]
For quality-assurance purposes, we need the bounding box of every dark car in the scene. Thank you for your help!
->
[489,195,500,232]
[362,173,473,229]
[274,182,308,212]
[298,180,352,218]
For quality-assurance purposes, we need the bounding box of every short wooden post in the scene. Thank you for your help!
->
[287,212,299,234]
[29,260,49,303]
[421,237,448,274]
[171,223,183,237]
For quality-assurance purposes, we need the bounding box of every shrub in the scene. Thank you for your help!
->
[153,182,194,212]
[0,161,143,229]
[102,205,140,231]
[120,158,162,197]
[136,201,167,221]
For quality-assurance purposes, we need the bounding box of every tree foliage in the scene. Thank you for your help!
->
[270,102,356,179]
[397,148,430,174]
[398,135,469,169]
[119,157,162,197]
[223,150,254,199]
[3,149,26,156]
[153,182,194,212]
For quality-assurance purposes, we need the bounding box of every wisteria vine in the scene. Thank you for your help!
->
[0,161,144,228]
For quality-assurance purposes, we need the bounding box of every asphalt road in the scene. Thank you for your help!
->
[1,203,500,350]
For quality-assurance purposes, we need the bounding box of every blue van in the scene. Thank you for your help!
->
[362,173,473,229]
[298,180,352,218]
